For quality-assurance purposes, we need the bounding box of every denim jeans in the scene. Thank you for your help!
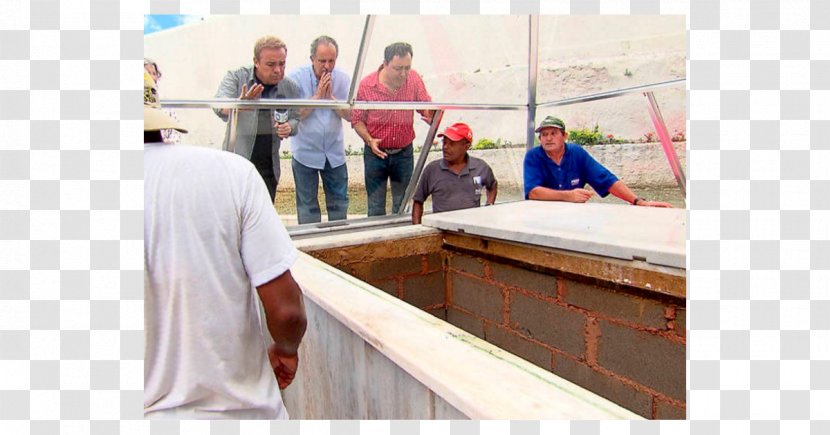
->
[292,158,349,224]
[363,144,413,216]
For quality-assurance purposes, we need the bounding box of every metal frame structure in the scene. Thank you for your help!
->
[161,15,687,234]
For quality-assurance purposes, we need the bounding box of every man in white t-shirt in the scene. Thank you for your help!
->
[143,71,307,419]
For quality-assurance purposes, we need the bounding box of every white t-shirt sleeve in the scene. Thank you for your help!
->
[239,165,299,287]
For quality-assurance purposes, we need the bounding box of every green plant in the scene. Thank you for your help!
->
[641,131,656,143]
[567,124,604,146]
[472,138,499,150]
[624,68,633,77]
[280,150,292,160]
[671,129,686,142]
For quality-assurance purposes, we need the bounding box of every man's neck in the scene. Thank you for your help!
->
[446,155,468,174]
[545,146,565,164]
[379,66,401,91]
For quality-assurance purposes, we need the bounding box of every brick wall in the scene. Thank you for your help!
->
[305,233,686,419]
[306,235,448,320]
[444,251,686,419]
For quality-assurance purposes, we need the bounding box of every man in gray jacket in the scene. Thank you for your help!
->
[214,35,301,201]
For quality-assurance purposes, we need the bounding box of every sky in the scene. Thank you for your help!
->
[144,15,204,35]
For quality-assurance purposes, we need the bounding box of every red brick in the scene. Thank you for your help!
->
[564,281,668,329]
[553,354,653,419]
[597,320,685,401]
[490,261,557,298]
[654,399,686,420]
[446,308,485,339]
[450,273,504,323]
[509,292,587,357]
[675,308,686,338]
[350,255,423,281]
[449,253,485,277]
[485,324,552,370]
[403,272,445,309]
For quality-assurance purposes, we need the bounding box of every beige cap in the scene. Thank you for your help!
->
[143,71,187,133]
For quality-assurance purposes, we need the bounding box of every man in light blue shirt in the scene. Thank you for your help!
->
[287,36,352,224]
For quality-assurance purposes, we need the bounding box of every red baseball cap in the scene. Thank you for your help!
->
[438,122,473,143]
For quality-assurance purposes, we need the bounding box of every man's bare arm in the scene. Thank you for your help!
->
[256,270,307,356]
[486,181,498,205]
[528,186,593,202]
[412,201,424,224]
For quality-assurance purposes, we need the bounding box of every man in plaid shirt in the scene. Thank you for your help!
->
[351,42,434,216]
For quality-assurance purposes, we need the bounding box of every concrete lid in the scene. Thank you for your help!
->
[421,200,686,269]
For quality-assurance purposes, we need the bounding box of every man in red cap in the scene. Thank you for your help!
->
[412,122,498,224]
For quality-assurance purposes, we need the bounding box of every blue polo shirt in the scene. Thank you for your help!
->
[523,143,618,199]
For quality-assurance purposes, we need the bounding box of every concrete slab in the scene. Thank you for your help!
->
[422,201,686,269]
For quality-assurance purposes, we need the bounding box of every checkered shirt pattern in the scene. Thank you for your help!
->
[351,66,432,149]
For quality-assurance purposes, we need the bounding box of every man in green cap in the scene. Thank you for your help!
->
[523,115,672,207]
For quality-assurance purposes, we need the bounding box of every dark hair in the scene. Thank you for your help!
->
[310,35,339,58]
[383,42,413,64]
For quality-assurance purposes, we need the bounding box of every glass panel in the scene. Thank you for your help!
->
[144,15,686,233]
[536,15,686,102]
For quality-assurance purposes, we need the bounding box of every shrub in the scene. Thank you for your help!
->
[567,124,604,146]
[472,138,499,150]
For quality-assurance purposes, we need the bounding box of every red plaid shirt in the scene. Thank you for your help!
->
[351,65,432,149]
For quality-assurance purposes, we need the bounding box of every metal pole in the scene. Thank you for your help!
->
[348,15,375,104]
[644,91,687,198]
[399,110,445,215]
[525,15,539,151]
[228,108,238,153]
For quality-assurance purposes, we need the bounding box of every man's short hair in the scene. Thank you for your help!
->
[254,36,288,60]
[310,35,339,58]
[383,42,413,64]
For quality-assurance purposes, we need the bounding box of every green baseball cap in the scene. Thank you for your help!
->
[534,116,566,133]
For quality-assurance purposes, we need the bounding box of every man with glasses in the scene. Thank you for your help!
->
[286,36,352,224]
[351,42,434,216]
[214,35,301,202]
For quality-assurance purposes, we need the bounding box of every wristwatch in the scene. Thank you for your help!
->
[633,197,646,205]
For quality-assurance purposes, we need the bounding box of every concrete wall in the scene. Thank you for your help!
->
[273,141,687,192]
[304,230,686,419]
